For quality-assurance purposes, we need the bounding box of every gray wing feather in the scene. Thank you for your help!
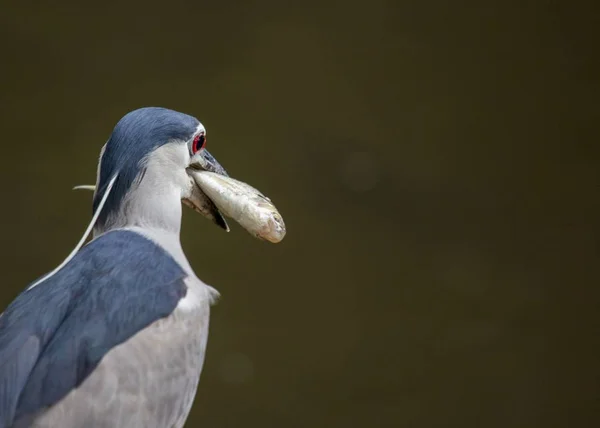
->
[0,337,39,426]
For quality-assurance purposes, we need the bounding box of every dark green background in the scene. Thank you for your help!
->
[1,1,598,427]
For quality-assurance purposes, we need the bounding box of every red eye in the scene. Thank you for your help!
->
[192,133,206,154]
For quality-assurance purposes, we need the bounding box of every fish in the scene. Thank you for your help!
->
[189,171,286,243]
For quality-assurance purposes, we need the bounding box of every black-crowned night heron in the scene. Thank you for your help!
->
[0,107,284,428]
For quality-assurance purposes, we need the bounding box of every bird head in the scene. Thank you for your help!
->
[91,107,231,234]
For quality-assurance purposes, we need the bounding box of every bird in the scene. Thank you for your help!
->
[0,107,233,428]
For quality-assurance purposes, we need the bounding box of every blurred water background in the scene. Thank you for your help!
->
[0,1,598,427]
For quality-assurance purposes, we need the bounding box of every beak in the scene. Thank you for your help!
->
[196,149,229,177]
[184,149,230,231]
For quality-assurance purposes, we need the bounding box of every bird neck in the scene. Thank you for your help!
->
[93,179,184,238]
[92,191,197,277]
